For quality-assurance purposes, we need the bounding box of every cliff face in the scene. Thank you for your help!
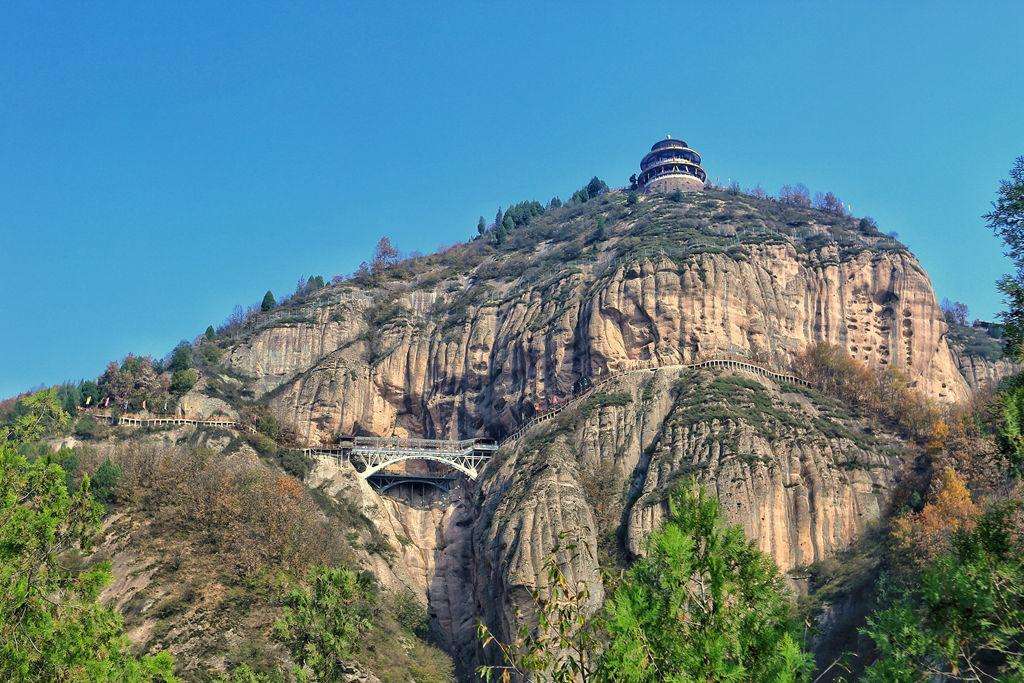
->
[217,190,968,446]
[417,366,907,677]
[191,189,973,678]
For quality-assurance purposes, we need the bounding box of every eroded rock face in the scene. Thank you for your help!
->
[420,367,907,677]
[217,193,968,446]
[200,192,965,677]
[952,348,1020,392]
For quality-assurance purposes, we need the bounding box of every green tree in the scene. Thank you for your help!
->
[205,325,216,341]
[477,216,487,236]
[494,222,508,245]
[478,483,810,682]
[308,275,325,290]
[261,290,276,312]
[2,387,71,444]
[170,368,199,395]
[0,440,175,681]
[549,196,562,209]
[167,341,193,373]
[626,190,638,206]
[494,207,504,232]
[91,458,122,504]
[862,500,1024,681]
[986,156,1024,360]
[274,566,374,682]
[598,483,810,682]
[79,380,103,408]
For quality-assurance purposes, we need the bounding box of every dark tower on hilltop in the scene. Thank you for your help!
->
[637,135,707,193]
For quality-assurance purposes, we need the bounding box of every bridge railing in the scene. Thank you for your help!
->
[353,435,479,451]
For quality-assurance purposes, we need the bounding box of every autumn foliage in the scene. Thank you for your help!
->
[107,445,349,577]
[792,342,939,439]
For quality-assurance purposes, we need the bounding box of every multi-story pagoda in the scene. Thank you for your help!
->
[637,135,706,193]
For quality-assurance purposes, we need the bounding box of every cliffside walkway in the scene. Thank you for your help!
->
[93,356,810,486]
[501,356,810,446]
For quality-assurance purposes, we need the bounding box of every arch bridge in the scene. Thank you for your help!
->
[302,436,497,481]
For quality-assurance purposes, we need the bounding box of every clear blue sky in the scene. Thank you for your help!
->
[2,3,1022,398]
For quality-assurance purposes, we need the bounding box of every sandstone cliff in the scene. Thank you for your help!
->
[104,188,982,679]
[214,190,969,447]
[413,365,907,677]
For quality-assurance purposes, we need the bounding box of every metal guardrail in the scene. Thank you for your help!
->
[91,356,810,480]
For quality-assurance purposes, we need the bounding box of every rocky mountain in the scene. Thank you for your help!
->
[56,187,995,679]
[213,188,968,448]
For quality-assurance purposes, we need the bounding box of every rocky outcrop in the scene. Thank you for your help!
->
[952,347,1020,392]
[213,191,967,446]
[412,366,907,677]
[185,190,963,678]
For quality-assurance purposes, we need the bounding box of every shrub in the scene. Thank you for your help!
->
[778,183,811,207]
[280,450,313,480]
[170,368,199,394]
[91,458,123,504]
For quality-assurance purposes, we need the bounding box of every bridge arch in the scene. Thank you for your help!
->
[373,478,451,495]
[351,449,486,479]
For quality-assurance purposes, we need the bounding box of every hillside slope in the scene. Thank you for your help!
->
[207,189,967,447]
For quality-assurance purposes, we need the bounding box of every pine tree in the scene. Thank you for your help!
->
[477,216,486,236]
[494,207,503,232]
[0,434,176,680]
[261,290,276,312]
[205,325,216,340]
[599,482,811,681]
[986,156,1024,359]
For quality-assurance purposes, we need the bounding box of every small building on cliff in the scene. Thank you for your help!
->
[638,136,707,193]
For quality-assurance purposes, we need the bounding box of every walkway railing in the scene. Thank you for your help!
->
[90,414,240,429]
[89,355,810,481]
[501,356,810,447]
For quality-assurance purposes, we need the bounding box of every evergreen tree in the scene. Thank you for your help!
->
[502,213,515,233]
[862,497,1024,680]
[478,482,811,682]
[598,482,810,681]
[274,566,374,681]
[205,325,216,340]
[0,434,175,680]
[986,156,1024,359]
[494,222,508,245]
[477,216,487,236]
[494,207,504,232]
[167,341,193,373]
[548,196,562,209]
[260,290,276,312]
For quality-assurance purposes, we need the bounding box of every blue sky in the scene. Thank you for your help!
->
[1,2,1022,397]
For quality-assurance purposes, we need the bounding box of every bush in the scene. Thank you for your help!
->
[170,368,199,394]
[280,450,312,480]
[91,458,122,504]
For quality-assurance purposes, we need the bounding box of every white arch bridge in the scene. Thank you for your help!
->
[302,436,498,481]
